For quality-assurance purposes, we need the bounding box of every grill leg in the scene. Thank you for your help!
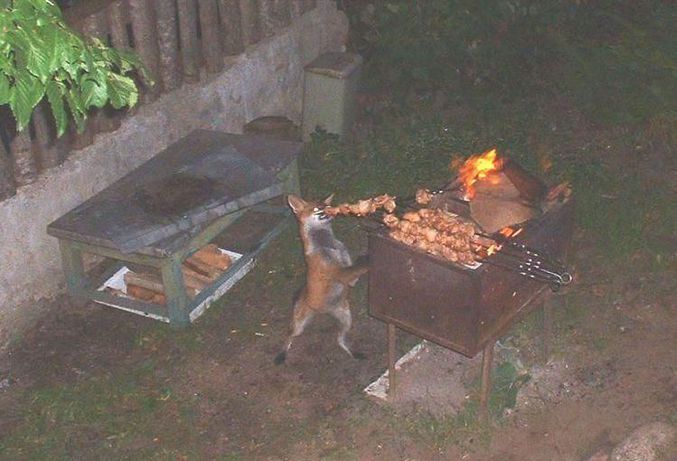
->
[479,341,495,423]
[542,297,553,362]
[388,323,397,399]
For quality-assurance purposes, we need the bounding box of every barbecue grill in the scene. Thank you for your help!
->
[368,192,574,419]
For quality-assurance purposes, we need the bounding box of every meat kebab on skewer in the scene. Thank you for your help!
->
[323,194,397,217]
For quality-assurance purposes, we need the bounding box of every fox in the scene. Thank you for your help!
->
[274,194,369,365]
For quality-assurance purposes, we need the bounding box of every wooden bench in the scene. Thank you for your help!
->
[48,130,301,328]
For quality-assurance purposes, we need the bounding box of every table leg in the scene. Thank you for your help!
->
[160,256,191,328]
[479,341,495,423]
[283,158,301,195]
[58,240,89,307]
[388,323,397,399]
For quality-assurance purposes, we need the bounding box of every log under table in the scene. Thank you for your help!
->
[47,130,301,328]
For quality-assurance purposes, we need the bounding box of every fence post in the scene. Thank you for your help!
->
[155,0,183,90]
[176,0,201,82]
[0,136,16,201]
[289,0,303,19]
[10,130,38,187]
[32,103,63,170]
[198,0,224,73]
[129,0,162,99]
[108,0,131,50]
[82,14,122,135]
[259,0,290,38]
[239,0,260,47]
[218,0,244,55]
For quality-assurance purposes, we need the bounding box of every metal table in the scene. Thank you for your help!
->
[48,130,301,328]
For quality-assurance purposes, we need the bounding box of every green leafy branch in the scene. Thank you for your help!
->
[0,0,153,137]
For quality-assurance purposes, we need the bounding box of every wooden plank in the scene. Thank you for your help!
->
[197,0,224,73]
[59,240,89,306]
[279,158,300,195]
[91,289,169,320]
[10,130,37,187]
[32,103,62,170]
[302,0,316,13]
[82,14,122,135]
[70,121,95,151]
[289,0,303,19]
[189,213,288,307]
[0,132,17,200]
[108,0,132,49]
[47,131,302,254]
[62,240,164,268]
[218,0,244,55]
[155,0,183,90]
[160,255,191,327]
[239,0,260,46]
[129,0,162,97]
[176,0,201,81]
[259,0,290,37]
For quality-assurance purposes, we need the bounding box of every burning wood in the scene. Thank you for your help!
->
[456,148,505,200]
[450,148,546,233]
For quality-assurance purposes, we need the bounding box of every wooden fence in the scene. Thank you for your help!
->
[0,0,317,202]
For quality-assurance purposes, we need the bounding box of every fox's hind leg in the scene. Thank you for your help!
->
[274,301,314,365]
[330,302,366,360]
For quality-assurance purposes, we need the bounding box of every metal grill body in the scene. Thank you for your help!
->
[368,199,574,358]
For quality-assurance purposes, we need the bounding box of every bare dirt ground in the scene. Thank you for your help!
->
[1,207,674,460]
[0,103,675,460]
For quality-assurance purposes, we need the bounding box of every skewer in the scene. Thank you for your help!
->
[476,231,567,273]
[473,241,571,285]
[476,256,564,291]
[322,188,571,289]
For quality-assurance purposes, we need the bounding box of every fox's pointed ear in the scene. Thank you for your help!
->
[287,195,306,214]
[323,193,335,206]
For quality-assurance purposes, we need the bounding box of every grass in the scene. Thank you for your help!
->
[3,111,673,457]
[396,360,529,454]
[0,360,183,460]
[400,400,490,453]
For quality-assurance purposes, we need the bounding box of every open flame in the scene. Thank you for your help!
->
[484,226,522,257]
[499,226,523,239]
[457,148,504,199]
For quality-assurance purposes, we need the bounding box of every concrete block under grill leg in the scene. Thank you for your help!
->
[302,52,363,140]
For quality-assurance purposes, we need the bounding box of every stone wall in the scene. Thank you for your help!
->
[0,0,348,349]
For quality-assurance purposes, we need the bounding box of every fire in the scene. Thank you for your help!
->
[499,226,523,239]
[485,226,521,257]
[486,243,502,256]
[457,148,504,199]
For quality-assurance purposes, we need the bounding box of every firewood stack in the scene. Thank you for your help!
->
[109,244,232,305]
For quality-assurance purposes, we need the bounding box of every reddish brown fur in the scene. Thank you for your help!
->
[274,195,368,364]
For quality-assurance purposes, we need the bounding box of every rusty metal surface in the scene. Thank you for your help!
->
[369,233,482,356]
[368,199,574,358]
[47,130,302,253]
